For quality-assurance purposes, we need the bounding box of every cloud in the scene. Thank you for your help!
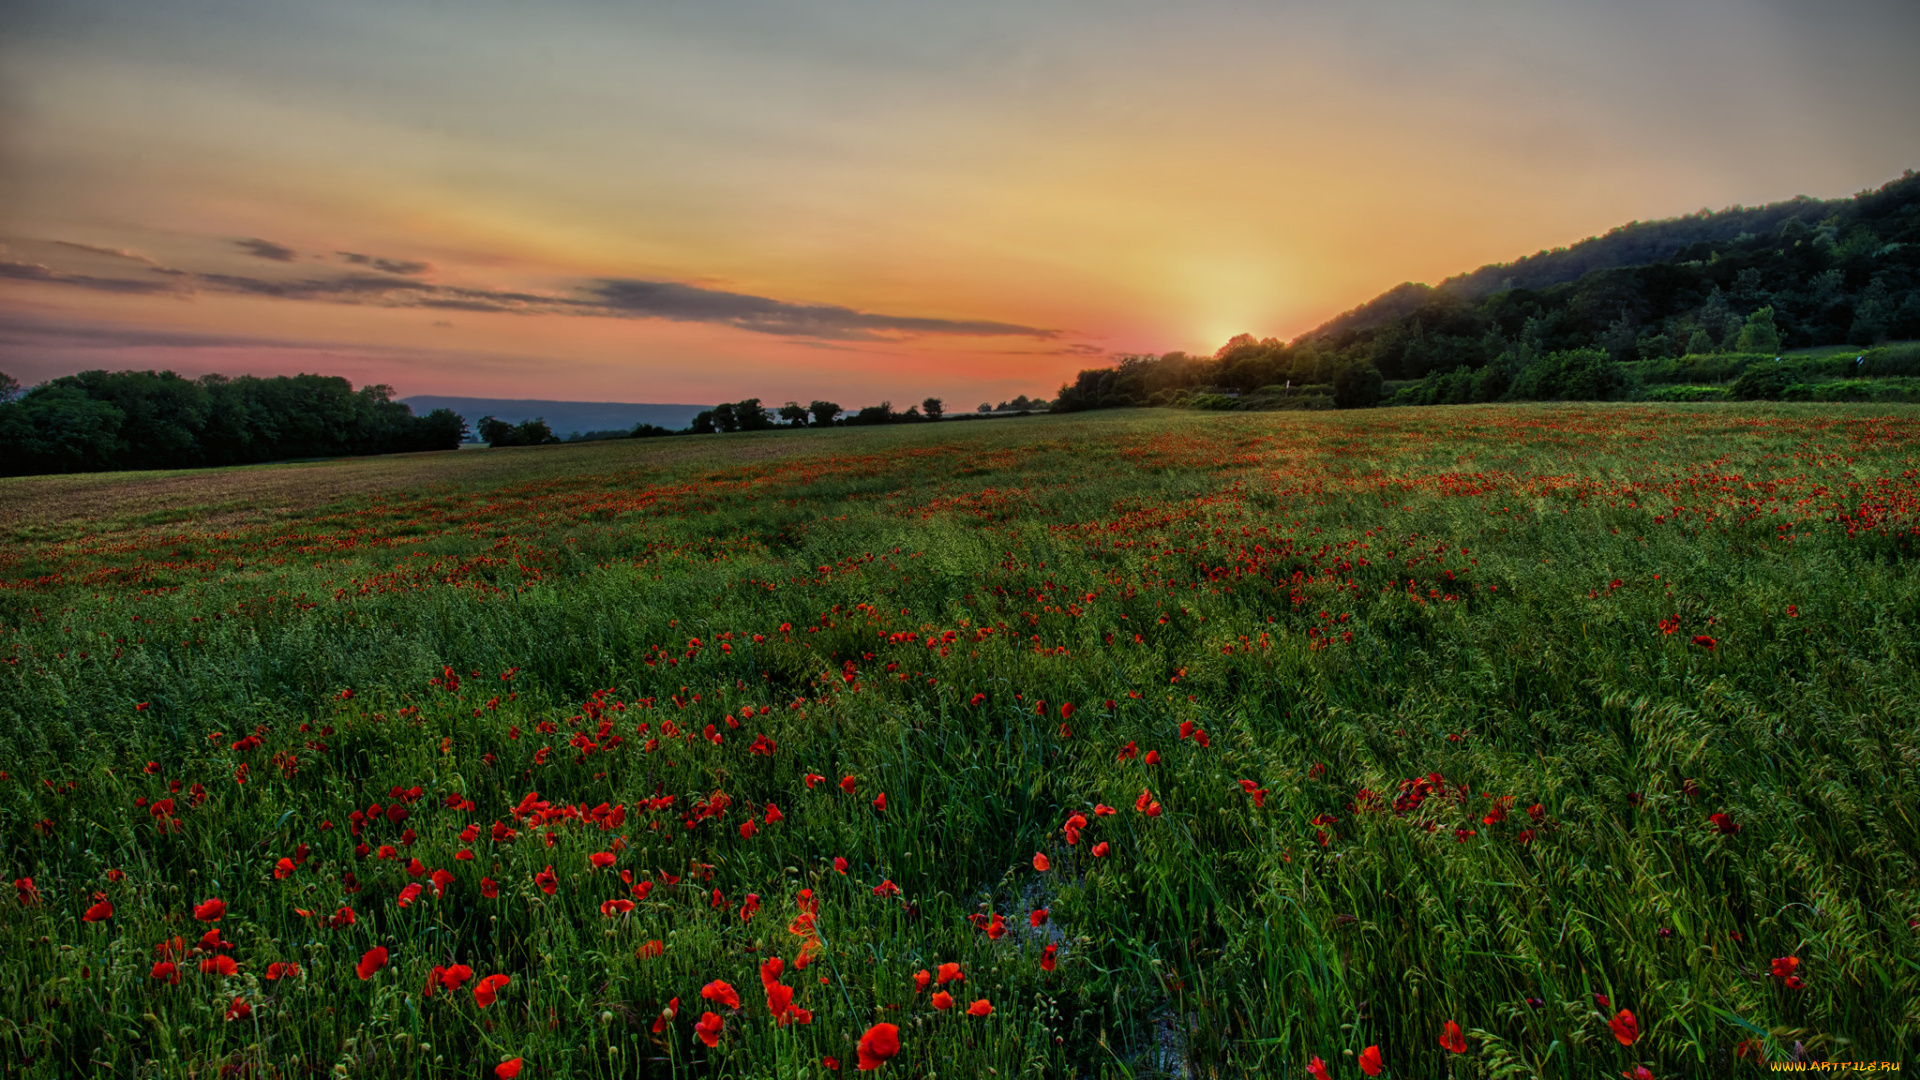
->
[15,239,1066,343]
[51,240,160,264]
[234,238,298,262]
[198,271,437,300]
[585,278,1056,340]
[338,251,432,275]
[0,258,182,294]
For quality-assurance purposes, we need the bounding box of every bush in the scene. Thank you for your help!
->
[1332,363,1384,408]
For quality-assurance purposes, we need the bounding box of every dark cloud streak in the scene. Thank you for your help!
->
[235,238,298,262]
[0,258,181,294]
[10,243,1061,342]
[338,251,432,275]
[586,278,1055,340]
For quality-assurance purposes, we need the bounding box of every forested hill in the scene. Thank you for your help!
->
[1051,169,1920,412]
[1300,179,1902,343]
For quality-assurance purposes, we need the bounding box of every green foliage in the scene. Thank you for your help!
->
[1332,362,1384,408]
[0,370,467,475]
[477,416,559,447]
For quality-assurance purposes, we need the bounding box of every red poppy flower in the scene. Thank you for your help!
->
[438,964,472,988]
[1358,1044,1383,1076]
[1092,841,1110,857]
[740,819,759,840]
[193,898,226,922]
[474,973,510,1007]
[937,962,963,985]
[1307,1058,1330,1080]
[701,980,742,1010]
[833,857,849,874]
[274,858,295,880]
[356,946,388,980]
[856,1022,900,1070]
[1041,943,1057,971]
[1440,1020,1467,1053]
[200,954,239,976]
[1609,1008,1638,1046]
[430,868,454,897]
[966,998,992,1017]
[601,898,636,916]
[83,900,113,922]
[637,939,664,958]
[840,776,858,794]
[406,858,426,877]
[1144,750,1160,764]
[224,996,251,1022]
[872,880,901,898]
[986,912,1007,939]
[590,851,616,869]
[397,882,423,908]
[495,1060,523,1080]
[823,1056,840,1071]
[872,793,887,813]
[535,866,558,895]
[694,1010,725,1047]
[265,961,301,980]
[1093,804,1117,817]
[1117,741,1138,761]
[1030,908,1048,927]
[806,773,826,788]
[1708,812,1741,835]
[651,996,678,1033]
[1691,634,1716,650]
[1032,853,1049,872]
[765,803,784,823]
[151,960,180,984]
[482,877,499,898]
[932,989,954,1010]
[913,969,931,993]
[1622,1067,1654,1080]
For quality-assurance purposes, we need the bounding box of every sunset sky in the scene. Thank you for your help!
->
[3,0,1917,407]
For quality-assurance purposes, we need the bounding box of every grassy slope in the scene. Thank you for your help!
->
[1,405,1917,1078]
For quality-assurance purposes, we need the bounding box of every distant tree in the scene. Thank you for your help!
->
[0,371,21,403]
[846,402,894,426]
[922,397,943,420]
[711,402,739,433]
[1735,306,1783,354]
[808,400,842,426]
[476,415,517,446]
[409,408,469,451]
[512,418,558,445]
[476,415,557,447]
[1332,363,1383,409]
[630,423,676,438]
[978,402,992,413]
[731,399,775,431]
[3,385,126,472]
[778,402,810,426]
[688,410,717,434]
[1685,328,1715,356]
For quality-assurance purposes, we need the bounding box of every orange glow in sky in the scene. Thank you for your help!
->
[2,0,1916,406]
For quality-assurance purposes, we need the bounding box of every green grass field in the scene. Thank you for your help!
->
[3,404,1917,1078]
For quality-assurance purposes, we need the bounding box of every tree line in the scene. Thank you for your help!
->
[1053,170,1920,412]
[0,369,467,476]
[480,395,1058,447]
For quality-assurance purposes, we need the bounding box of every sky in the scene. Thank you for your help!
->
[2,0,1917,407]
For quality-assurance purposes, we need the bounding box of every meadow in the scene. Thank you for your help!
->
[2,404,1917,1079]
